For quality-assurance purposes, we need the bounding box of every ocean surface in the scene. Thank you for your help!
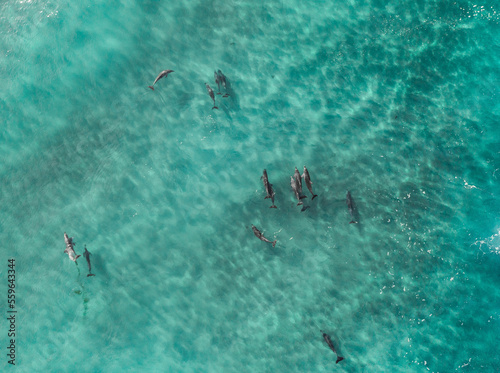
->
[1,0,499,372]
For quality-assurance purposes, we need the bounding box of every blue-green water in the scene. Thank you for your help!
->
[1,0,499,371]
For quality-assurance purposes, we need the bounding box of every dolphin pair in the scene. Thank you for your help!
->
[291,167,308,206]
[148,69,174,90]
[63,233,96,276]
[291,166,319,203]
[214,69,229,97]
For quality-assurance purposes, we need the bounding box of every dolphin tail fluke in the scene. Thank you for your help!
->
[148,85,154,90]
[272,240,277,248]
[264,196,270,199]
[297,201,303,206]
[301,206,310,212]
[312,194,318,200]
[299,195,307,199]
[87,273,96,277]
[270,205,277,209]
[212,106,219,110]
[75,255,81,260]
[349,220,358,224]
[336,356,344,364]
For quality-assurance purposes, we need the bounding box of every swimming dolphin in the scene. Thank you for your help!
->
[205,83,218,109]
[261,169,277,208]
[294,167,303,190]
[294,167,307,199]
[148,69,174,90]
[83,246,96,277]
[302,166,318,199]
[291,176,307,205]
[346,190,357,224]
[217,70,230,97]
[251,225,276,247]
[320,330,344,364]
[64,233,80,263]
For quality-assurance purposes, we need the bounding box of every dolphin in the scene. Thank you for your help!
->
[294,167,308,199]
[290,176,307,206]
[148,69,174,90]
[214,70,222,94]
[217,69,230,97]
[205,83,218,110]
[302,166,318,199]
[83,246,96,277]
[346,190,357,224]
[64,232,80,263]
[251,225,276,247]
[320,330,344,364]
[294,167,303,190]
[261,169,277,208]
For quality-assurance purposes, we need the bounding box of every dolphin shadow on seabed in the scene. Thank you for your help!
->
[221,77,239,110]
[300,203,310,212]
[346,190,363,230]
[72,266,91,317]
[90,251,108,278]
[217,89,239,119]
[219,100,233,120]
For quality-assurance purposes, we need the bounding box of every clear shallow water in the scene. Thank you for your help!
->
[1,0,499,372]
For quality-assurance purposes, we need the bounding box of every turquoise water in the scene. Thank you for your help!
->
[1,0,499,371]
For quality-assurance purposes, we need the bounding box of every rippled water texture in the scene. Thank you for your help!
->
[1,0,499,372]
